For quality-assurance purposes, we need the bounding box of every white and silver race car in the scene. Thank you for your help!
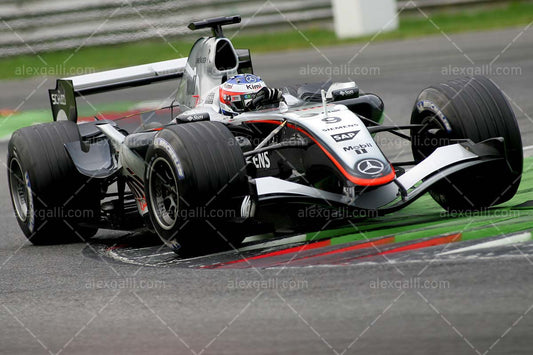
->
[8,16,523,256]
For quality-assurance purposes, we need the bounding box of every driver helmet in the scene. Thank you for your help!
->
[219,74,266,115]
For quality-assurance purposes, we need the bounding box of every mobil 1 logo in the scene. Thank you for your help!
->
[331,130,359,142]
[343,142,372,155]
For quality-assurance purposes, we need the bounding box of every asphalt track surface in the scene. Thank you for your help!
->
[1,27,533,354]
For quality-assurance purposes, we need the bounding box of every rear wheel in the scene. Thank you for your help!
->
[410,76,522,211]
[144,121,250,256]
[8,121,100,244]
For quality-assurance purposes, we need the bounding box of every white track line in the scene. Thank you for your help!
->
[242,233,274,243]
[136,252,175,259]
[438,231,532,256]
[238,234,307,252]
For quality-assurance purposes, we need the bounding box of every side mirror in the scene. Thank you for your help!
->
[327,82,360,101]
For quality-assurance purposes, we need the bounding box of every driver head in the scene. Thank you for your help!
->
[219,74,266,116]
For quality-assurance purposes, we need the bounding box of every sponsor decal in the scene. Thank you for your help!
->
[195,57,207,64]
[349,148,368,155]
[322,123,358,132]
[183,113,209,122]
[331,130,359,142]
[332,88,357,98]
[356,159,385,175]
[343,143,372,153]
[322,116,342,124]
[246,83,262,90]
[153,137,185,180]
[50,92,66,106]
[416,100,452,133]
[248,152,271,169]
[245,75,258,83]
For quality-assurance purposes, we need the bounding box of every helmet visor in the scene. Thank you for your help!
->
[220,90,254,113]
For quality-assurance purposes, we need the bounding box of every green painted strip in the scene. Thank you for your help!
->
[310,205,532,246]
[330,215,513,246]
[321,208,531,245]
[306,227,357,241]
[394,216,529,243]
[305,213,446,241]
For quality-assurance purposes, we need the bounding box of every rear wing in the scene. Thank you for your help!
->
[48,57,187,122]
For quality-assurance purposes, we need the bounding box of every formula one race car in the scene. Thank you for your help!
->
[8,16,523,256]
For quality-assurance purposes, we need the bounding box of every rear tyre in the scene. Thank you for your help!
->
[144,121,250,256]
[410,76,522,211]
[8,121,100,245]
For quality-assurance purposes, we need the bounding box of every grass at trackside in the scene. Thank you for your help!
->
[0,101,137,137]
[307,157,533,245]
[0,109,51,136]
[0,2,532,80]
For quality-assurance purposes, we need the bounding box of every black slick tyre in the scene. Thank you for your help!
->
[7,121,100,244]
[144,121,249,256]
[410,76,522,211]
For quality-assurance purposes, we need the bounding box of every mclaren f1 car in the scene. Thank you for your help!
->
[7,16,523,255]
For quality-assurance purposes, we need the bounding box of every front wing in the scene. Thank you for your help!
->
[254,139,505,213]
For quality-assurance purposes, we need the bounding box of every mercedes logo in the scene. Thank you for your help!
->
[357,159,385,175]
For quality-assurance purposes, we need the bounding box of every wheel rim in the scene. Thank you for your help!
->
[9,158,32,223]
[148,157,180,231]
[412,112,451,161]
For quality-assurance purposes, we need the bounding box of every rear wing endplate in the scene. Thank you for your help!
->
[48,57,187,122]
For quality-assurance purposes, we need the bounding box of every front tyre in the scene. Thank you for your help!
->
[144,121,250,256]
[410,76,522,211]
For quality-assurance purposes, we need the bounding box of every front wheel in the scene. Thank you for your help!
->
[410,76,522,211]
[144,121,250,256]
